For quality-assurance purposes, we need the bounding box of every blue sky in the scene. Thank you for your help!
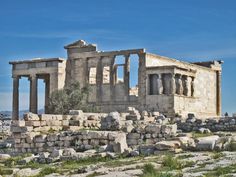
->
[0,0,235,114]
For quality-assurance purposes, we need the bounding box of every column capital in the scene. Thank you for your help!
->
[30,74,37,78]
[124,54,130,58]
[12,75,20,79]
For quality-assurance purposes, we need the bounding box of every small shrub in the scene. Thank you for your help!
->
[162,155,183,170]
[48,82,98,114]
[0,168,14,175]
[141,163,173,177]
[33,167,57,177]
[204,164,236,176]
[212,152,224,159]
[228,141,236,151]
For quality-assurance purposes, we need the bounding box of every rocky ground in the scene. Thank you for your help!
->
[2,110,236,177]
[0,150,236,177]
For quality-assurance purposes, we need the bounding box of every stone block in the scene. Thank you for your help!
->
[161,124,177,135]
[22,143,31,148]
[68,126,81,131]
[12,120,25,127]
[62,120,69,126]
[155,140,181,150]
[33,126,51,132]
[126,115,140,121]
[47,142,55,147]
[0,154,11,160]
[50,149,63,158]
[145,124,161,134]
[46,120,62,126]
[101,112,121,131]
[127,133,140,139]
[108,132,117,141]
[69,120,80,126]
[113,133,128,153]
[11,126,32,133]
[99,139,108,145]
[15,139,21,144]
[34,135,47,143]
[25,121,41,127]
[40,121,46,126]
[195,135,219,151]
[64,141,71,147]
[24,112,40,121]
[69,110,84,116]
[90,139,99,146]
[40,114,63,121]
[47,134,58,142]
[63,148,76,156]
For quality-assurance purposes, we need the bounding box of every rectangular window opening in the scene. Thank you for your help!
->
[103,66,110,84]
[89,67,97,84]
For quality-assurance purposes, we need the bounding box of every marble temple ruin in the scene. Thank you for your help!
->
[9,40,223,119]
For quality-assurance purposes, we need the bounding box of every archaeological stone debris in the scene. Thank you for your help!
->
[9,39,223,119]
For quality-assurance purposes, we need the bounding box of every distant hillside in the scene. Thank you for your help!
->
[0,109,44,119]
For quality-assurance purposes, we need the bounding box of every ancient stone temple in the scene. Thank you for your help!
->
[9,40,223,119]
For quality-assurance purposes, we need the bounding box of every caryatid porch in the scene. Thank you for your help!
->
[9,58,66,120]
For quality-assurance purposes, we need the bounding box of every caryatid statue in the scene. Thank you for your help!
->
[156,74,163,94]
[170,74,176,95]
[176,75,183,95]
[151,74,158,94]
[183,76,191,96]
[191,77,195,97]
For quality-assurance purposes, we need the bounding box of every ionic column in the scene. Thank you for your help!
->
[44,76,50,114]
[124,55,130,101]
[216,71,222,116]
[96,57,103,103]
[29,74,38,113]
[110,56,115,103]
[12,75,19,120]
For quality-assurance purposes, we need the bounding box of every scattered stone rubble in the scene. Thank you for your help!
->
[2,109,236,172]
[177,114,236,132]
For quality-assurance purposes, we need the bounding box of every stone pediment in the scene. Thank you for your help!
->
[64,40,96,49]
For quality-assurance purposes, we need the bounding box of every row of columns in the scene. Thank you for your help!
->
[12,74,50,120]
[94,54,132,103]
[149,73,195,97]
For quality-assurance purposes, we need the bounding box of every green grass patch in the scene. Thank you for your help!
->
[0,167,14,175]
[162,155,183,170]
[162,154,194,170]
[61,156,111,170]
[141,163,174,177]
[3,153,32,167]
[23,161,49,169]
[192,132,213,139]
[177,154,194,159]
[104,156,143,168]
[212,152,224,159]
[228,141,236,151]
[31,167,57,177]
[203,164,236,177]
[86,172,106,177]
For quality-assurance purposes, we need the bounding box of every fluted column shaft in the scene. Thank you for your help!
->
[12,76,19,120]
[29,75,38,113]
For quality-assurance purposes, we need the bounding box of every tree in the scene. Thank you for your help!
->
[48,82,96,114]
